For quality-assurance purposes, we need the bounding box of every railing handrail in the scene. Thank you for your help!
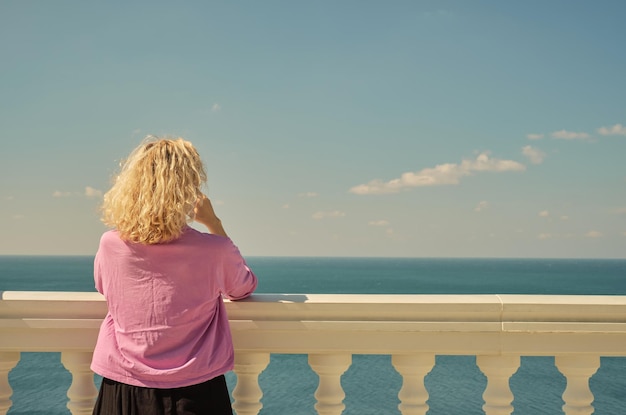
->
[2,291,626,355]
[3,290,626,318]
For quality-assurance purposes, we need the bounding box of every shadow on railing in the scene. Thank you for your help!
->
[1,292,626,415]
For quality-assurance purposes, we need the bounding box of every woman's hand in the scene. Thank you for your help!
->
[194,194,228,237]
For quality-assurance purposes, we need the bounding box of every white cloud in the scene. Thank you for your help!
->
[538,210,549,217]
[299,192,319,198]
[527,133,544,140]
[474,201,489,212]
[52,191,72,197]
[13,214,25,220]
[551,130,591,140]
[538,233,552,240]
[282,204,290,209]
[312,210,346,220]
[368,220,390,226]
[613,207,626,215]
[585,230,603,238]
[211,103,221,112]
[597,123,626,136]
[522,145,546,164]
[349,152,526,195]
[85,186,103,198]
[560,215,569,221]
[5,196,14,200]
[622,231,626,237]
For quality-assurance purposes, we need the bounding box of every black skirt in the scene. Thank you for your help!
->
[92,375,233,415]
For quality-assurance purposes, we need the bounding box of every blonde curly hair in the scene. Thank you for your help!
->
[101,136,207,244]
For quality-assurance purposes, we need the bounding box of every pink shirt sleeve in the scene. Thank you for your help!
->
[218,237,257,300]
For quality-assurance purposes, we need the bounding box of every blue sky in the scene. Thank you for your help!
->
[1,1,625,257]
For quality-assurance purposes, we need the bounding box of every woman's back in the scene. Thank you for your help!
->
[92,227,257,388]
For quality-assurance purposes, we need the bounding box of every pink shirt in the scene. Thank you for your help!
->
[90,227,257,388]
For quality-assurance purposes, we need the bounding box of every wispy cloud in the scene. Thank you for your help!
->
[474,201,489,212]
[53,187,103,198]
[13,214,25,220]
[551,130,591,140]
[85,187,103,198]
[349,152,525,195]
[538,210,550,217]
[299,192,319,198]
[538,233,552,240]
[211,103,221,112]
[312,210,346,220]
[585,230,603,238]
[522,145,546,164]
[598,123,626,136]
[527,133,544,140]
[368,220,390,226]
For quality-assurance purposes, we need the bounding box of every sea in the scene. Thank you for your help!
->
[1,256,625,415]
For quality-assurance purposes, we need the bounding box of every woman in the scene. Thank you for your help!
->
[91,137,257,415]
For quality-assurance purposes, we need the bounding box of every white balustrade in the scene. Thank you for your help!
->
[555,355,601,415]
[476,355,520,415]
[60,351,99,415]
[232,352,270,415]
[1,292,625,414]
[309,353,352,415]
[0,352,19,415]
[391,353,435,415]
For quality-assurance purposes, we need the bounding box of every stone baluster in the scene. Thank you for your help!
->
[0,352,19,415]
[232,352,270,415]
[60,352,98,415]
[554,355,600,415]
[476,355,520,415]
[309,353,352,415]
[391,353,435,415]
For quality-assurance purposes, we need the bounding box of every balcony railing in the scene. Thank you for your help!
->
[1,291,625,415]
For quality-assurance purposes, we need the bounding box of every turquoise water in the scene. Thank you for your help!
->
[1,256,625,414]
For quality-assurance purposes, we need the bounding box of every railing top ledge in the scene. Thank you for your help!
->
[2,292,626,323]
[2,292,626,355]
[225,294,626,323]
[3,291,626,304]
[226,293,626,305]
[1,291,104,301]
